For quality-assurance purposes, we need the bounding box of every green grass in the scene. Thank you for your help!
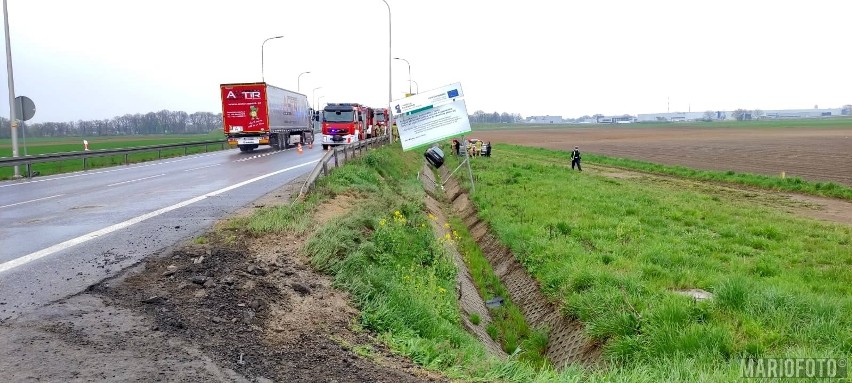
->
[0,132,226,179]
[494,144,852,200]
[442,144,852,380]
[237,144,579,381]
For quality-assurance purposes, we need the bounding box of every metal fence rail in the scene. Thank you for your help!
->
[298,135,390,199]
[0,139,227,178]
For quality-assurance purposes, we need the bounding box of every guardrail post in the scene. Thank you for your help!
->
[83,157,88,170]
[26,163,32,178]
[184,147,188,156]
[158,150,162,159]
[333,148,339,167]
[124,153,129,165]
[205,144,209,153]
[344,146,348,161]
[322,161,328,176]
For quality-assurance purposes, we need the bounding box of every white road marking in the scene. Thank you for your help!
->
[0,194,65,209]
[0,159,318,274]
[107,174,166,187]
[184,164,219,172]
[0,152,225,189]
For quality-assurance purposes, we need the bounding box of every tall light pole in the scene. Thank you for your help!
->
[394,57,411,96]
[261,35,284,83]
[409,80,419,94]
[297,71,310,93]
[3,0,19,177]
[312,86,323,109]
[381,0,393,143]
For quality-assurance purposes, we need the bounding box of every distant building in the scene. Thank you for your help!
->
[637,107,844,122]
[760,108,842,119]
[637,112,709,122]
[526,115,563,124]
[596,115,637,124]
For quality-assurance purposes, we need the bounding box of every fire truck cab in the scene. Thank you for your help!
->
[321,103,365,150]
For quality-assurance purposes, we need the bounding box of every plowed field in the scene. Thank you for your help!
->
[475,125,852,186]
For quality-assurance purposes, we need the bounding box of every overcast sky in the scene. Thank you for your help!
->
[2,0,851,123]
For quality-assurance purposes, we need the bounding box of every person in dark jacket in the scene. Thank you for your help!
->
[570,146,582,171]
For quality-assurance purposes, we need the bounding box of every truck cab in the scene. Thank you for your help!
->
[321,103,364,150]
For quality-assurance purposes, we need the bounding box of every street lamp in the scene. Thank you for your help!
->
[394,57,411,95]
[261,35,284,83]
[297,71,310,92]
[312,86,323,109]
[380,0,392,143]
[408,80,419,94]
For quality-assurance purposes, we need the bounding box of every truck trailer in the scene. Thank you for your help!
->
[220,82,314,152]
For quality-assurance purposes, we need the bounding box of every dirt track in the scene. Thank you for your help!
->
[475,126,852,186]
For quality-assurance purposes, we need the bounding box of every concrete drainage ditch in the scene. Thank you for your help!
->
[424,164,601,369]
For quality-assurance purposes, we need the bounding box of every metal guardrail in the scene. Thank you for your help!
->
[0,139,227,178]
[298,135,390,199]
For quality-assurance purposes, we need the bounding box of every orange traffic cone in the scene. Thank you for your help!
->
[83,139,90,151]
[297,143,303,154]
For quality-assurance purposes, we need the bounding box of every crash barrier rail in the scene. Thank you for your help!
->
[0,139,228,178]
[298,135,390,199]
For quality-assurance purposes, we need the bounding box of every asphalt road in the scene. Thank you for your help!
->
[0,145,325,321]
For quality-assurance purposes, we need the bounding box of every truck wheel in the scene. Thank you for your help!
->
[283,135,290,149]
[276,134,285,150]
[239,145,253,152]
[322,144,329,151]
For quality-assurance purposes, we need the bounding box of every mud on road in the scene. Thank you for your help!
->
[0,179,442,383]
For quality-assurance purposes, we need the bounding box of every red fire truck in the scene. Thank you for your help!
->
[320,103,366,150]
[372,107,389,136]
[220,82,313,152]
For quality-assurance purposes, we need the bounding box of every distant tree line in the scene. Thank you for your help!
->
[0,110,223,139]
[469,110,523,124]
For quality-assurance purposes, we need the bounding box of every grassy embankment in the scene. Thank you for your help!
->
[230,145,580,381]
[0,132,225,179]
[231,141,850,381]
[442,144,852,380]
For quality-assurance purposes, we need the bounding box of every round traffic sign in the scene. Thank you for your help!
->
[14,96,36,121]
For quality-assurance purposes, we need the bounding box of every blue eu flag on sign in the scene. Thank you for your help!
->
[447,89,459,98]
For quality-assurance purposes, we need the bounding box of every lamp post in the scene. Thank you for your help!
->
[380,0,392,143]
[3,0,20,177]
[393,57,411,95]
[312,86,323,109]
[409,80,419,94]
[297,71,310,92]
[261,35,284,83]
